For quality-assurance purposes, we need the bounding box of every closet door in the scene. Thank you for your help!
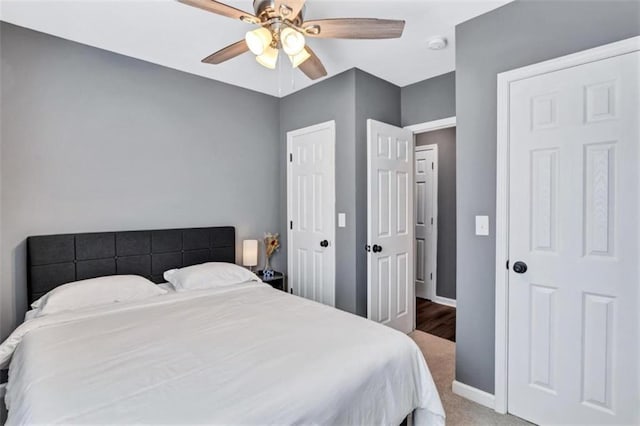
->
[415,146,437,300]
[507,50,639,425]
[287,121,336,306]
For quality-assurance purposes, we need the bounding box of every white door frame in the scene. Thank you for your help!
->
[286,120,336,305]
[494,36,640,414]
[406,116,456,307]
[414,144,439,302]
[405,116,456,134]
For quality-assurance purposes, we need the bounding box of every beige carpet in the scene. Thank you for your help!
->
[410,330,531,426]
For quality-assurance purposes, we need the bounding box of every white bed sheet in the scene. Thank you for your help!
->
[157,282,176,292]
[1,283,444,425]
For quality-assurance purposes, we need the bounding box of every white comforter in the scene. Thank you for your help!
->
[1,283,445,425]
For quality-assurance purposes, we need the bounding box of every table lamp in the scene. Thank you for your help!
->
[242,239,258,271]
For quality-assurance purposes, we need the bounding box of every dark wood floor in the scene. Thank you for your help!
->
[416,298,456,342]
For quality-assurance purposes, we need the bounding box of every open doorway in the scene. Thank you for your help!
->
[408,117,456,342]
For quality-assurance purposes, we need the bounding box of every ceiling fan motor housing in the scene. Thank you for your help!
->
[253,0,304,22]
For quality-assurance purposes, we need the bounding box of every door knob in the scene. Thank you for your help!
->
[372,244,382,253]
[320,240,329,248]
[513,261,528,274]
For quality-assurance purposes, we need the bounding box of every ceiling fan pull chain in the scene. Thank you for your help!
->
[277,50,282,98]
[289,51,296,93]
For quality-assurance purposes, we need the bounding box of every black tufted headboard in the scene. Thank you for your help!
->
[26,226,235,304]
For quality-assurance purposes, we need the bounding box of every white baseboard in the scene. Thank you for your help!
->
[452,380,495,409]
[434,296,456,307]
[416,282,430,299]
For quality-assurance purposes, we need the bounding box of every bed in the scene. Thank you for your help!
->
[0,227,445,425]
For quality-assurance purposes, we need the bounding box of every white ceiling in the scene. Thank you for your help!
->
[0,0,510,97]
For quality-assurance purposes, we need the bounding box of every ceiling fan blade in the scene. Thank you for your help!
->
[298,47,327,80]
[303,18,405,39]
[178,0,259,23]
[201,40,249,64]
[274,0,306,20]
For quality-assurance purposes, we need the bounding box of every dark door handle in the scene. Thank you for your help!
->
[372,244,382,253]
[320,240,329,248]
[513,261,528,274]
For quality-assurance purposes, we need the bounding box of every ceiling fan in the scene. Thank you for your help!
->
[178,0,406,80]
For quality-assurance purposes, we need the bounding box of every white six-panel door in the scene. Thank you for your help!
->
[415,146,437,300]
[287,121,336,306]
[367,119,415,334]
[507,51,639,424]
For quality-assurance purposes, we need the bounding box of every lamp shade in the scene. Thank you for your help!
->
[242,240,258,267]
[281,27,305,56]
[289,49,311,68]
[256,45,279,69]
[245,27,272,56]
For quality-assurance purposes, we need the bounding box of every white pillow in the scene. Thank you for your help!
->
[164,262,259,292]
[32,275,167,315]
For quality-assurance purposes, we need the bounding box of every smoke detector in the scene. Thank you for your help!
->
[428,37,448,50]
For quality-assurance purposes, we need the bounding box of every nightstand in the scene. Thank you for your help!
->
[257,271,286,292]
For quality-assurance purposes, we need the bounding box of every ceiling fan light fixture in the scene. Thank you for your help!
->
[256,45,279,69]
[281,27,306,56]
[245,27,272,56]
[289,49,311,68]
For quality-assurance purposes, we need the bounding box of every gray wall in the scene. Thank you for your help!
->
[0,23,281,339]
[416,127,456,300]
[401,71,455,127]
[354,70,401,316]
[399,68,457,300]
[279,69,400,316]
[455,0,640,393]
[279,70,358,313]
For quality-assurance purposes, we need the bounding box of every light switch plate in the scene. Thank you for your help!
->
[475,215,489,236]
[338,213,346,228]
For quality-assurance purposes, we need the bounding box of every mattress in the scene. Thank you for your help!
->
[0,283,444,425]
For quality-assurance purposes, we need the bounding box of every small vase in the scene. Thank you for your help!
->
[264,256,273,273]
